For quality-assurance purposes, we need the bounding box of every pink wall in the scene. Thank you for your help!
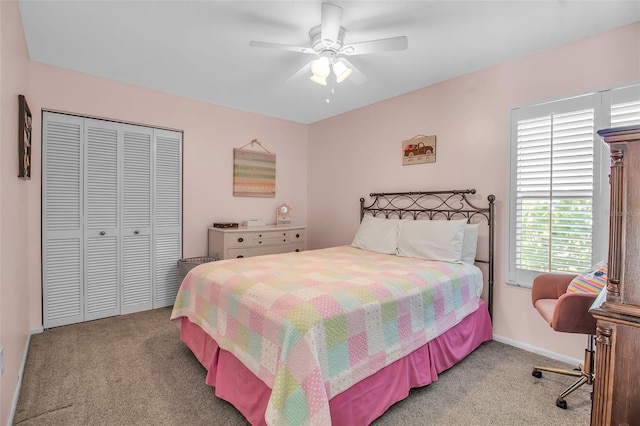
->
[25,64,309,328]
[307,23,640,360]
[0,1,31,423]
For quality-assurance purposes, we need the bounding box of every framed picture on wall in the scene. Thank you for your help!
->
[18,95,32,180]
[402,134,436,166]
[233,148,276,197]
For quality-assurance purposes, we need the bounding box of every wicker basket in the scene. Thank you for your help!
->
[177,256,217,285]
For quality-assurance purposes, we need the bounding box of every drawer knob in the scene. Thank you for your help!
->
[238,237,244,243]
[295,249,300,252]
[283,239,286,242]
[99,231,106,236]
[259,234,262,237]
[259,241,262,244]
[134,230,140,235]
[296,234,300,238]
[237,255,244,258]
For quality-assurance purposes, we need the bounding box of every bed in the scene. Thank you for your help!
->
[171,189,495,425]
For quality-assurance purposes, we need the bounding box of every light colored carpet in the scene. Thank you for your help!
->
[14,307,591,425]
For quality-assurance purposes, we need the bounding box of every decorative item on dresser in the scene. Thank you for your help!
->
[276,203,293,225]
[208,224,305,259]
[590,125,640,425]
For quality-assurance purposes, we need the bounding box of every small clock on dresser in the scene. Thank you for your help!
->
[276,203,292,226]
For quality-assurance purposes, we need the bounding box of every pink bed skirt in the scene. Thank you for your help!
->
[177,300,492,426]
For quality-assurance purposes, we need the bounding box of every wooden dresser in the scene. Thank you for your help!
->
[590,125,640,425]
[208,225,306,260]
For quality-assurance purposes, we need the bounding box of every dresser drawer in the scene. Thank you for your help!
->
[224,232,253,248]
[228,242,304,259]
[253,229,305,246]
[208,226,306,260]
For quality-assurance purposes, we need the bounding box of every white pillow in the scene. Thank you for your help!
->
[351,216,399,255]
[397,219,466,263]
[461,224,480,264]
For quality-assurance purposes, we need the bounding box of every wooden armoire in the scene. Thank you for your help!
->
[590,125,640,425]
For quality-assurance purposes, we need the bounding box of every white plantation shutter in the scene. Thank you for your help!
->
[611,100,640,126]
[610,85,640,127]
[516,108,595,275]
[508,93,608,287]
[509,85,640,287]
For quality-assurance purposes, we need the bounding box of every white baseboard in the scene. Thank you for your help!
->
[8,330,36,426]
[492,333,582,367]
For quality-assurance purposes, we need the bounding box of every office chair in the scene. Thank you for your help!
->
[530,272,599,409]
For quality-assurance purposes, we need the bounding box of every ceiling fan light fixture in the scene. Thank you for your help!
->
[333,61,352,83]
[311,56,331,78]
[310,74,328,85]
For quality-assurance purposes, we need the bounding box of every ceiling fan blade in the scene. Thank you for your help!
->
[339,58,367,85]
[285,61,312,83]
[341,36,408,56]
[321,3,343,47]
[249,40,316,54]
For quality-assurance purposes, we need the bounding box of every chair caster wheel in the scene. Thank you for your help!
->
[532,369,542,378]
[556,398,567,409]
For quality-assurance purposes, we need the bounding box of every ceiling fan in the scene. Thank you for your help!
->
[249,3,408,86]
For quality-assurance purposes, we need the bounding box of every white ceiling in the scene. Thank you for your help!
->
[18,1,640,124]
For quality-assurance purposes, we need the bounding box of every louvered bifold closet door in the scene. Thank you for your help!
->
[42,113,85,328]
[43,113,182,326]
[84,119,121,321]
[153,129,183,308]
[121,125,154,314]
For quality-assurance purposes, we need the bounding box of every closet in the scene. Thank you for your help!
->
[42,112,182,328]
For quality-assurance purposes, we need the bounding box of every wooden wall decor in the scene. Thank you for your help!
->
[233,139,276,198]
[18,95,32,180]
[402,134,436,166]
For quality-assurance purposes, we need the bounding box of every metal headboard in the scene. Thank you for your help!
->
[360,189,496,319]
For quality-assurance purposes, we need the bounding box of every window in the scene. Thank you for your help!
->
[507,84,640,287]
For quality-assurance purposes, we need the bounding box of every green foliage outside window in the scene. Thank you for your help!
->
[517,199,593,274]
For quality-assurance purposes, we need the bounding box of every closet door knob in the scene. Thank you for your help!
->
[134,230,140,235]
[99,231,106,236]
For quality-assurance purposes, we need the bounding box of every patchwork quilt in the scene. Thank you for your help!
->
[171,246,483,425]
